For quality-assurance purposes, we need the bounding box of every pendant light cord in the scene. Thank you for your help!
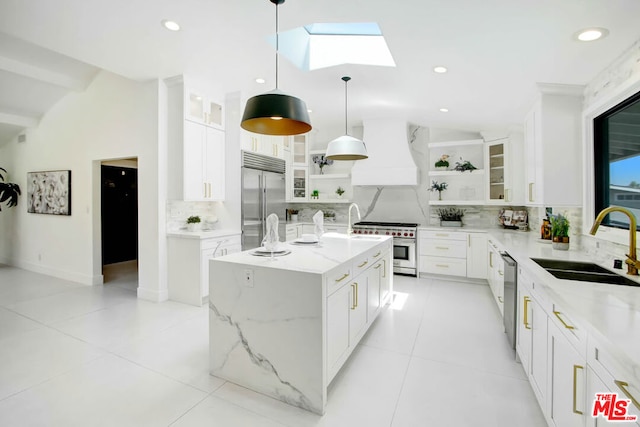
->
[342,76,351,135]
[275,1,279,90]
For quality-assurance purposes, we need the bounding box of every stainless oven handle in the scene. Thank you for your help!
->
[393,237,416,244]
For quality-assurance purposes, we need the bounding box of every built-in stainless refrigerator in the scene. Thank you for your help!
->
[241,151,287,250]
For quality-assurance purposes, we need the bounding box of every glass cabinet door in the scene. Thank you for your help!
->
[293,135,307,165]
[291,167,308,200]
[488,141,506,202]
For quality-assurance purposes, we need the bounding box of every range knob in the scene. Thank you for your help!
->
[404,232,408,236]
[409,233,414,237]
[375,231,379,234]
[392,232,396,236]
[386,231,390,235]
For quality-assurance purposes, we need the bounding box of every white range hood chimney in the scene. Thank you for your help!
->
[351,119,419,186]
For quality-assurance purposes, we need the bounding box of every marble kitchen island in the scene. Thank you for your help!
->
[208,233,393,415]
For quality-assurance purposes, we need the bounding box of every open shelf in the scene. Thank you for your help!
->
[428,170,485,176]
[309,173,351,180]
[428,200,485,205]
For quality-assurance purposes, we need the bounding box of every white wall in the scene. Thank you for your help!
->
[0,71,167,301]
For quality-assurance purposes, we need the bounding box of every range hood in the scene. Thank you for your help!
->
[351,119,420,186]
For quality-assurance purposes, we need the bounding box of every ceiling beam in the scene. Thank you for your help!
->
[0,111,39,128]
[0,55,87,91]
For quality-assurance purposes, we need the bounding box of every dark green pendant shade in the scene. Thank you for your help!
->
[241,89,312,136]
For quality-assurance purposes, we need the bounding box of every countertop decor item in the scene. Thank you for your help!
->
[453,157,478,172]
[312,155,333,174]
[550,212,570,250]
[240,0,311,136]
[0,167,21,211]
[428,180,448,200]
[325,76,368,160]
[335,186,345,198]
[437,207,464,227]
[187,215,201,232]
[434,154,449,170]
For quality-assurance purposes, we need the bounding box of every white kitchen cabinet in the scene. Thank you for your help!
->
[587,340,640,426]
[166,76,226,201]
[487,240,504,315]
[185,86,224,129]
[183,121,225,201]
[486,139,509,203]
[324,224,347,234]
[285,224,301,241]
[419,230,467,277]
[467,232,488,279]
[292,134,308,165]
[517,266,548,413]
[523,84,583,206]
[289,166,308,201]
[168,232,241,306]
[242,133,288,159]
[326,246,392,382]
[548,319,587,427]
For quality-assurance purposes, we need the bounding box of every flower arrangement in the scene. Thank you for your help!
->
[428,180,448,200]
[335,186,345,197]
[312,155,334,174]
[434,154,450,169]
[0,167,21,211]
[453,157,478,172]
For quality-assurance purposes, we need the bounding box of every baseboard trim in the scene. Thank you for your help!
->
[2,258,98,285]
[137,286,169,302]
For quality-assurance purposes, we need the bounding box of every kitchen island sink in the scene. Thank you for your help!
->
[531,258,640,287]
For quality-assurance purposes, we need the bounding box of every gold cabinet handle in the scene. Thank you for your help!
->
[498,270,504,276]
[553,310,575,330]
[335,273,350,282]
[498,296,503,303]
[615,380,640,411]
[435,233,448,237]
[528,182,534,202]
[523,296,531,329]
[489,251,493,268]
[351,284,356,310]
[573,365,584,415]
[382,260,387,278]
[505,188,511,202]
[468,234,471,247]
[436,264,449,268]
[373,251,381,258]
[358,260,368,268]
[355,282,358,308]
[374,263,382,270]
[435,246,449,250]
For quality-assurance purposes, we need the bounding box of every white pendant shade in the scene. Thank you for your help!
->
[325,135,368,160]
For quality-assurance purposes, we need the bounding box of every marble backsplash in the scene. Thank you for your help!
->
[166,200,224,231]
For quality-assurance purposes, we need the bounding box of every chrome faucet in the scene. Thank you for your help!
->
[347,203,361,236]
[590,206,639,276]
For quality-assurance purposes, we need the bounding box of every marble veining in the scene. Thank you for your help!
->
[208,301,314,412]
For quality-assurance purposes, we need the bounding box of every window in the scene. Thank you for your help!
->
[594,90,640,230]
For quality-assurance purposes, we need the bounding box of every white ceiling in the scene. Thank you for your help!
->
[1,0,640,145]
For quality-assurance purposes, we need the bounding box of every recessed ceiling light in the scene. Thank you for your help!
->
[162,20,180,32]
[439,108,449,113]
[255,78,266,84]
[574,27,609,42]
[433,66,448,74]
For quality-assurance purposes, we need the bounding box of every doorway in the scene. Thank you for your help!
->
[101,159,138,290]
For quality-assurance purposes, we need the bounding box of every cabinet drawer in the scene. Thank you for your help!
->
[353,252,371,275]
[420,255,467,277]
[420,230,467,241]
[420,239,466,258]
[549,303,587,357]
[326,265,353,296]
[201,235,241,251]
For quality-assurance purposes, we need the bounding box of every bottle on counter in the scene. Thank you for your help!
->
[540,218,552,240]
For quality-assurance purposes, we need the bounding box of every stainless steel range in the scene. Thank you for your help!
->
[352,221,418,276]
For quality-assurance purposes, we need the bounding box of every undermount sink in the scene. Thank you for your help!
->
[531,258,640,287]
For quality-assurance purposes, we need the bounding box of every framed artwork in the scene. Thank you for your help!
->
[27,170,71,215]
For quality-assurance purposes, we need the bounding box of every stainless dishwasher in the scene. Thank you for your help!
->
[501,253,518,350]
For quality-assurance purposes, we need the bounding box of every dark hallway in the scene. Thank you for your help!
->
[101,165,138,266]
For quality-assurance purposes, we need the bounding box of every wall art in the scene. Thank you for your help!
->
[27,170,71,215]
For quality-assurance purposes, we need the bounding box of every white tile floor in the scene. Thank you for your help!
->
[0,263,547,426]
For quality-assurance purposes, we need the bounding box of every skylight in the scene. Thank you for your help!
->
[275,22,396,71]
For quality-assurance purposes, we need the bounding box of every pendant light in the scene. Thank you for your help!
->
[325,76,368,160]
[241,0,311,136]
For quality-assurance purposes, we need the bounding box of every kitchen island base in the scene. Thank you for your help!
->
[208,234,392,414]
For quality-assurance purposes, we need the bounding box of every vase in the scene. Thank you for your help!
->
[187,223,201,232]
[440,220,462,227]
[319,167,324,175]
[552,235,570,250]
[438,192,442,201]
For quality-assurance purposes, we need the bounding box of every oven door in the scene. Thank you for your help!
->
[393,237,416,274]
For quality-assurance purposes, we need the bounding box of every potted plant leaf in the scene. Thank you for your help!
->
[453,157,478,172]
[335,186,345,198]
[428,180,447,200]
[0,167,21,211]
[550,213,570,250]
[437,207,464,227]
[187,215,201,232]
